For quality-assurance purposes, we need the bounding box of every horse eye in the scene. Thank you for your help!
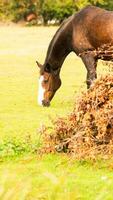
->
[43,79,48,84]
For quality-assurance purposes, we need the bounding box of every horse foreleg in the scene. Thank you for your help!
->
[81,53,97,88]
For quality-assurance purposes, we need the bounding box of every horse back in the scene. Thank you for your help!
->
[72,6,113,52]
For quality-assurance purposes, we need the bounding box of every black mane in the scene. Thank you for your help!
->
[45,16,73,65]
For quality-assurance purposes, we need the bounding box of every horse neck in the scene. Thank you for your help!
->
[45,20,73,69]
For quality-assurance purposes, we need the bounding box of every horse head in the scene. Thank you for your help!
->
[36,61,61,107]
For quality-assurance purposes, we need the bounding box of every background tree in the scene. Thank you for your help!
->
[0,0,112,24]
[10,0,39,22]
[40,0,108,24]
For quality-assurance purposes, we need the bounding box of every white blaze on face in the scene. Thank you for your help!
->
[38,75,45,105]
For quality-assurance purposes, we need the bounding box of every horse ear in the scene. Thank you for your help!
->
[36,61,42,69]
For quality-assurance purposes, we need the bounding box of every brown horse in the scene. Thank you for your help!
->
[37,5,113,106]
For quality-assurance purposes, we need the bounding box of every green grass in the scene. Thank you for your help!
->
[0,26,108,141]
[0,26,112,199]
[0,155,113,200]
[0,26,87,141]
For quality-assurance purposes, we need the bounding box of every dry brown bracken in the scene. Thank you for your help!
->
[40,74,113,159]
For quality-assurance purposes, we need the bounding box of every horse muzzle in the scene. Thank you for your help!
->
[42,100,50,107]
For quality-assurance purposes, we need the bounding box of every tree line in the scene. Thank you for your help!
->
[0,0,113,24]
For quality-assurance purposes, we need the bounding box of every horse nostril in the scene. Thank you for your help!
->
[42,100,50,107]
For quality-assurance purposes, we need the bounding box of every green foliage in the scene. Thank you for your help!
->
[0,0,112,24]
[0,0,39,22]
[74,0,106,10]
[39,0,113,24]
[74,0,90,10]
[40,0,75,24]
[40,0,57,24]
[55,0,75,23]
[89,0,105,5]
[101,0,113,10]
[10,0,39,22]
[0,0,11,21]
[0,135,41,157]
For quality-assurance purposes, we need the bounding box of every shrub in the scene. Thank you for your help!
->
[10,0,39,22]
[0,0,11,21]
[0,0,112,24]
[41,74,113,159]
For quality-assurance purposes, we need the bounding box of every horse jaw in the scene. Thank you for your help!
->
[38,75,45,106]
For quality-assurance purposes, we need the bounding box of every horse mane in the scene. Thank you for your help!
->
[45,16,73,63]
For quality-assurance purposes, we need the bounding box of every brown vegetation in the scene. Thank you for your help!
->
[40,74,113,159]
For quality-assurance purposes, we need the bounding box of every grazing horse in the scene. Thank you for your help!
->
[37,5,113,106]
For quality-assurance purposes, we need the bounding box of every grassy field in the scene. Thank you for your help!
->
[0,26,113,199]
[0,26,87,140]
[0,155,113,200]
